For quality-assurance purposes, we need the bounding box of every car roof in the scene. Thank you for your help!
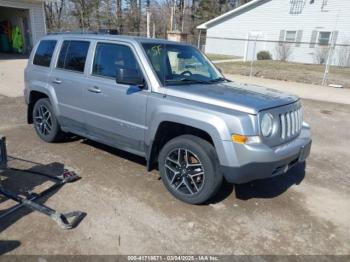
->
[41,33,190,46]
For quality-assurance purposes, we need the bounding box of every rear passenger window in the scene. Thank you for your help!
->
[33,40,57,67]
[57,40,90,73]
[92,43,139,78]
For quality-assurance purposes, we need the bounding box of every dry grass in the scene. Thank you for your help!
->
[218,60,350,88]
[206,53,240,61]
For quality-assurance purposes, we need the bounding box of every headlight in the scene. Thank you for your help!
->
[261,113,274,137]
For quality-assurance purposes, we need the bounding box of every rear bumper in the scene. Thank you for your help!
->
[221,127,312,184]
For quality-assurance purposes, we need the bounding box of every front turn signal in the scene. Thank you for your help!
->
[232,134,248,144]
[232,134,261,144]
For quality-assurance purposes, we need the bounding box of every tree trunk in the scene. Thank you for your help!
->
[116,0,123,33]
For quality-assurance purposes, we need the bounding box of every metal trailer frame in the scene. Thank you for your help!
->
[0,136,85,229]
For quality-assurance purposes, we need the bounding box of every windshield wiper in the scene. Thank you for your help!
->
[165,78,211,84]
[210,77,231,83]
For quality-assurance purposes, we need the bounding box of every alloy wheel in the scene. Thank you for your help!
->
[34,104,53,136]
[164,148,205,195]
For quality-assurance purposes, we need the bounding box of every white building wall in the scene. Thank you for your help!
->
[205,0,350,65]
[0,0,46,46]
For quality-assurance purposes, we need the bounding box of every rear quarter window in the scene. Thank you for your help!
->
[33,40,57,67]
[57,40,90,73]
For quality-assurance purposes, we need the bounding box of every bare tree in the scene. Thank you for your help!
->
[313,47,329,65]
[70,0,97,30]
[44,0,65,31]
[44,0,252,43]
[275,43,293,62]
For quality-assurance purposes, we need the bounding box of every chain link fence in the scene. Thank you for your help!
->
[201,34,350,88]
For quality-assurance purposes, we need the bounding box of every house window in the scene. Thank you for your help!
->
[285,31,297,42]
[318,32,331,46]
[322,0,328,8]
[290,0,305,14]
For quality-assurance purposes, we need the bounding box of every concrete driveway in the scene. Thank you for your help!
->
[0,58,350,255]
[0,55,27,98]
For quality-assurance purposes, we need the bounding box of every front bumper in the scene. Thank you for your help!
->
[221,126,312,184]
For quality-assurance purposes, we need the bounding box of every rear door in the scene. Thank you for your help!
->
[49,39,90,134]
[83,41,149,156]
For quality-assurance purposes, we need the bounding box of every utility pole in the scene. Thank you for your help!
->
[153,22,156,38]
[146,0,151,38]
[181,1,185,32]
[170,5,174,31]
[322,9,340,86]
[147,11,151,38]
[197,29,202,49]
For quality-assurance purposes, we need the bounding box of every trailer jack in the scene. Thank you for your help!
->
[0,136,85,230]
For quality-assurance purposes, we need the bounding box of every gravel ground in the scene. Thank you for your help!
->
[0,95,349,255]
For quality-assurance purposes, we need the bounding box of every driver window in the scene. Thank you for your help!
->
[92,42,139,79]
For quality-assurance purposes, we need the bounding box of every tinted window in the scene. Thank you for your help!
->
[57,40,90,72]
[93,43,139,78]
[33,40,57,67]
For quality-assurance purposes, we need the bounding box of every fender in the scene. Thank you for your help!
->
[145,101,242,169]
[28,81,61,119]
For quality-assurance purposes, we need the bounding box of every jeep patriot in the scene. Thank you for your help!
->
[24,34,312,204]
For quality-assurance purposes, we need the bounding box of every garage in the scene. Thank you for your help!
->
[0,0,46,55]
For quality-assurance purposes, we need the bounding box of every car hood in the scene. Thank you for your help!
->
[165,81,299,114]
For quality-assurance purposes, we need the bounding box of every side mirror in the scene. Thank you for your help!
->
[116,68,144,87]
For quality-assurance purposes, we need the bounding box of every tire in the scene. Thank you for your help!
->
[32,98,65,143]
[158,135,223,204]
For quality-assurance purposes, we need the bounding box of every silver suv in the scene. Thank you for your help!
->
[24,33,311,204]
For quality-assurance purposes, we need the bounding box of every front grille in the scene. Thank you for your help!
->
[280,107,303,140]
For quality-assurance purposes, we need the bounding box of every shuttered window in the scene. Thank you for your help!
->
[285,31,297,42]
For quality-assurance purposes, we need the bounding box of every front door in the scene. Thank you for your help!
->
[83,41,148,156]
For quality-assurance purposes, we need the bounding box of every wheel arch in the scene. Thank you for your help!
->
[146,119,230,171]
[27,89,59,124]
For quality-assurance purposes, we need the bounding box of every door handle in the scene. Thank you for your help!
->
[52,79,61,84]
[88,86,102,94]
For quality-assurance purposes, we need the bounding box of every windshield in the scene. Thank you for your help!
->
[142,43,224,86]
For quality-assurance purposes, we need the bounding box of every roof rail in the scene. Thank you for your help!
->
[47,29,119,36]
[47,31,98,35]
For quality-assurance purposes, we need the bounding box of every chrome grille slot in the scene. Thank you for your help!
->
[286,113,291,137]
[280,107,303,141]
[291,111,295,135]
[280,114,286,140]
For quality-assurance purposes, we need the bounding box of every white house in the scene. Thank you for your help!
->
[197,0,350,66]
[0,0,46,54]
